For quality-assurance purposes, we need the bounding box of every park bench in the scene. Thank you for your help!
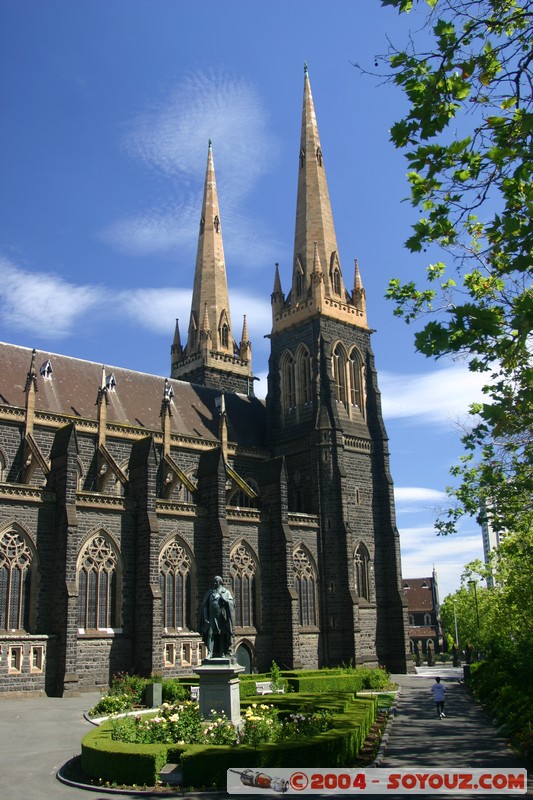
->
[255,680,284,695]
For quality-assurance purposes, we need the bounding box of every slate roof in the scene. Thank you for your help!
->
[0,342,266,449]
[402,577,435,611]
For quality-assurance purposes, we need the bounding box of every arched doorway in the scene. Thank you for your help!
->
[235,642,253,673]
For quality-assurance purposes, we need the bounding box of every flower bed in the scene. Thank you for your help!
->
[81,693,378,788]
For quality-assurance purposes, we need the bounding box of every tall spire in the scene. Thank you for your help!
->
[170,142,254,394]
[292,64,346,302]
[271,67,369,335]
[188,141,232,356]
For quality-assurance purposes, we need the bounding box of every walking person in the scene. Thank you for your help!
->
[431,676,446,718]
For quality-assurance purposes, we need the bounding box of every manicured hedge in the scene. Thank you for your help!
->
[81,692,377,789]
[180,693,377,787]
[81,722,174,786]
[238,672,289,698]
[282,667,389,694]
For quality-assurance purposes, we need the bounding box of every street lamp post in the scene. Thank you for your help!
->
[468,580,480,631]
[453,599,459,647]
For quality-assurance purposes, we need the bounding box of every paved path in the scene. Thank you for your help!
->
[0,668,530,799]
[380,669,531,798]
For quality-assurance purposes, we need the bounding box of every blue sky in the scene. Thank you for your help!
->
[0,0,486,599]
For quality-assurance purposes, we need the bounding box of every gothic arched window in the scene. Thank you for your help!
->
[293,546,318,627]
[159,539,193,630]
[332,267,341,296]
[296,269,303,298]
[77,534,120,629]
[354,543,370,602]
[348,348,364,413]
[298,347,312,406]
[0,528,33,631]
[221,323,229,349]
[280,351,296,412]
[230,542,258,628]
[332,343,347,406]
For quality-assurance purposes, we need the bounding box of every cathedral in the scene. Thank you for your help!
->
[0,67,410,696]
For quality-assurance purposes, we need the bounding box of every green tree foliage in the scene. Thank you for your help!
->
[380,0,533,536]
[440,526,533,754]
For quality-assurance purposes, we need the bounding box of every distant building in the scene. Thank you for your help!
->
[402,569,445,654]
[479,502,502,588]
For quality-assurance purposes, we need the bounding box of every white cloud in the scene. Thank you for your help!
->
[125,70,278,197]
[0,257,103,338]
[399,525,484,598]
[101,201,199,256]
[118,288,193,337]
[395,487,448,504]
[0,252,272,354]
[117,286,271,341]
[103,69,282,265]
[394,486,449,514]
[380,365,487,426]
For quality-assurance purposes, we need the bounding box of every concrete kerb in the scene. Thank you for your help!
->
[60,690,400,796]
[370,686,401,768]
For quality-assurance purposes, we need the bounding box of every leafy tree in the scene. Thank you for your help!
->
[441,564,497,653]
[378,0,533,536]
[441,519,533,657]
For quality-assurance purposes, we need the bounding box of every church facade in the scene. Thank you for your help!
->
[0,68,410,696]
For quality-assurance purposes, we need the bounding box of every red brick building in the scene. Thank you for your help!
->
[403,569,445,654]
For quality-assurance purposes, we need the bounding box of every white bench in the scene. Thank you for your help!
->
[255,681,284,695]
[189,685,200,701]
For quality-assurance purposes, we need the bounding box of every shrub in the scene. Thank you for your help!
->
[162,678,188,704]
[109,672,147,704]
[239,703,282,747]
[82,723,170,786]
[83,693,378,789]
[270,660,283,692]
[89,693,134,717]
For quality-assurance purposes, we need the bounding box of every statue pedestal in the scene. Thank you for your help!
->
[194,658,244,725]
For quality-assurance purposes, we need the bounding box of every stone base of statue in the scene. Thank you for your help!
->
[194,657,244,725]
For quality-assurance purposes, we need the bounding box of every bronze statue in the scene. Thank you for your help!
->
[199,575,235,658]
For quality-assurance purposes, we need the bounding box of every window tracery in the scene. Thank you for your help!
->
[348,348,364,413]
[230,543,258,628]
[280,351,296,412]
[354,543,370,602]
[293,546,317,626]
[159,539,192,630]
[298,347,312,405]
[332,343,347,406]
[0,528,32,631]
[77,534,119,629]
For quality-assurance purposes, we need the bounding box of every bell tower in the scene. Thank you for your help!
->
[266,66,410,671]
[171,141,254,395]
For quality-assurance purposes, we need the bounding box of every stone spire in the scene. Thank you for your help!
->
[187,141,231,357]
[292,64,346,302]
[170,141,254,394]
[352,259,367,326]
[239,315,251,361]
[271,67,369,334]
[171,319,182,360]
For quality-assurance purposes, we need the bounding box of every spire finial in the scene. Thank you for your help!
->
[304,61,308,74]
[208,138,212,149]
